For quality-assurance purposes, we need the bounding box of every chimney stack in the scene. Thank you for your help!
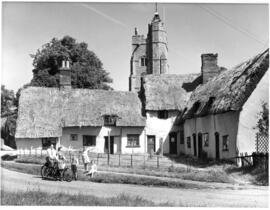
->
[59,60,71,89]
[201,53,222,84]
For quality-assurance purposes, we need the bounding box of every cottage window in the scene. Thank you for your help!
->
[104,115,116,126]
[203,133,209,147]
[70,134,78,141]
[222,135,229,151]
[180,130,184,144]
[187,136,191,148]
[42,138,57,149]
[127,134,140,147]
[83,135,96,146]
[157,110,168,119]
[141,57,147,67]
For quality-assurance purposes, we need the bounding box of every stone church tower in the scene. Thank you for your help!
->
[129,11,169,92]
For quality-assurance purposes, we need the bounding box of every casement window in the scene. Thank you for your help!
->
[70,134,78,141]
[41,137,57,149]
[187,136,191,148]
[141,57,148,67]
[180,130,185,144]
[83,135,96,146]
[157,110,168,119]
[222,135,229,151]
[104,115,116,126]
[203,133,209,147]
[127,134,140,147]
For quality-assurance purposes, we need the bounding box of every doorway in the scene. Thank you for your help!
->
[193,134,197,156]
[147,135,156,154]
[169,132,177,154]
[104,136,114,154]
[215,133,220,160]
[198,133,203,158]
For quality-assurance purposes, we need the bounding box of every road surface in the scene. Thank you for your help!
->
[1,167,268,207]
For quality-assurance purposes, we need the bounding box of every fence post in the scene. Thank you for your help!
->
[143,154,146,169]
[256,133,258,153]
[118,154,121,167]
[30,148,31,156]
[131,154,133,168]
[157,155,159,168]
[69,151,71,163]
[97,153,99,165]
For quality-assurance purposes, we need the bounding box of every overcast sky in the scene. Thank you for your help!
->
[2,2,269,92]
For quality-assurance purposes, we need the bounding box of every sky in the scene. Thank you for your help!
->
[1,2,269,92]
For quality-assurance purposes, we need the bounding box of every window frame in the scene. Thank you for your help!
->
[203,133,209,147]
[187,136,191,148]
[104,115,116,126]
[157,110,169,119]
[127,134,140,148]
[140,57,147,67]
[222,135,229,151]
[70,134,78,141]
[83,135,96,146]
[41,137,57,150]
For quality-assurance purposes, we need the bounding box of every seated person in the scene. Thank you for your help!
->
[86,160,97,178]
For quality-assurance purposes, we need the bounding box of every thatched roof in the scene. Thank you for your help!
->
[143,74,200,111]
[15,88,146,138]
[183,49,269,119]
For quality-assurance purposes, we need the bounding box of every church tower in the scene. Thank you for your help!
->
[129,6,169,93]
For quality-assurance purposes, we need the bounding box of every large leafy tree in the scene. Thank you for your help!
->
[256,102,269,136]
[1,85,17,148]
[30,36,113,89]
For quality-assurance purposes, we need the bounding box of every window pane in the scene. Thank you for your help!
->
[203,133,209,147]
[222,135,229,151]
[83,135,96,146]
[127,134,140,147]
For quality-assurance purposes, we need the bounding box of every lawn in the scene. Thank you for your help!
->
[1,190,173,206]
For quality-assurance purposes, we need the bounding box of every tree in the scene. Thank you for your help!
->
[1,85,16,116]
[30,36,113,89]
[255,102,269,136]
[1,85,17,148]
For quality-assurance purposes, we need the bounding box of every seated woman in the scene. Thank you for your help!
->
[86,160,97,178]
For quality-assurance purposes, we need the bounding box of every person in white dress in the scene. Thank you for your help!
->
[82,146,90,172]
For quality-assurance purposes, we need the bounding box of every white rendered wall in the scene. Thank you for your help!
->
[237,71,269,155]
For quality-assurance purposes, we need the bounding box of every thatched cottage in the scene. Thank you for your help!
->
[15,11,269,158]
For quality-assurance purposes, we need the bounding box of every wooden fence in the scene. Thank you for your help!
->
[233,152,268,172]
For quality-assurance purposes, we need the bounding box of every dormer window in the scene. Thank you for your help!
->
[141,57,148,67]
[103,115,117,126]
[157,110,168,119]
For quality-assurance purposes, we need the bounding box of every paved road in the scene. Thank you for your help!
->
[1,167,268,207]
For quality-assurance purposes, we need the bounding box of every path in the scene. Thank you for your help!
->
[1,167,268,207]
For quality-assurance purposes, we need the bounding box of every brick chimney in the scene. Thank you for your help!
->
[59,60,71,89]
[201,53,221,84]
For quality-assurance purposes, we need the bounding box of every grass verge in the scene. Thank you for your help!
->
[1,190,173,206]
[15,156,235,184]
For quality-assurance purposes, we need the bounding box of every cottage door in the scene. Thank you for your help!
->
[169,132,177,154]
[215,133,220,160]
[198,133,203,158]
[104,136,114,154]
[147,135,156,154]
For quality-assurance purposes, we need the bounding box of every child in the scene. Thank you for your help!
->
[82,146,90,172]
[71,155,79,181]
[86,160,97,178]
[57,153,66,181]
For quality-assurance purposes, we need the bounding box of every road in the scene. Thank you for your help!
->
[1,167,268,207]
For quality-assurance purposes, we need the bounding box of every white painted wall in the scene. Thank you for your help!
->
[184,112,240,159]
[16,138,42,149]
[145,110,180,154]
[237,71,269,155]
[60,126,145,154]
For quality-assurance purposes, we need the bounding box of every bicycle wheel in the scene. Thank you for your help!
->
[63,168,73,182]
[40,165,47,178]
